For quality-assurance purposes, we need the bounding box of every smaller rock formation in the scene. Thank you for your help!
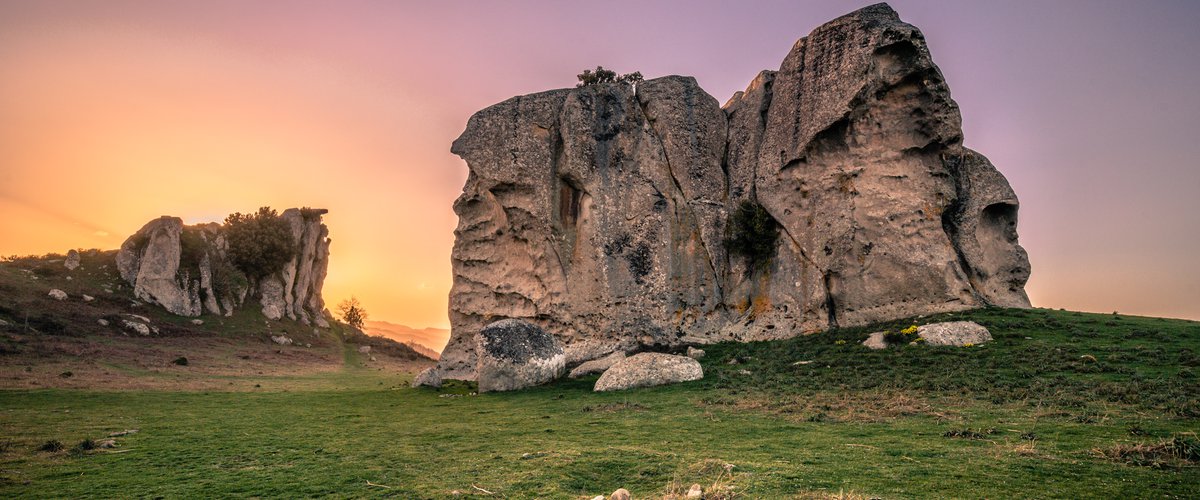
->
[64,250,80,270]
[412,367,442,388]
[271,335,293,346]
[686,347,705,359]
[594,353,703,392]
[918,321,991,346]
[115,208,331,324]
[47,289,67,301]
[567,351,626,378]
[475,319,565,392]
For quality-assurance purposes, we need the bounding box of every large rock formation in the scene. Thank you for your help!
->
[439,3,1031,380]
[116,208,332,325]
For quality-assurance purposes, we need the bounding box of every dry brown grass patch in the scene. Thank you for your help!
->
[1093,434,1200,469]
[714,390,958,423]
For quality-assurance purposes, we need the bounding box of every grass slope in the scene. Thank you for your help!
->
[0,252,432,391]
[1,294,1198,496]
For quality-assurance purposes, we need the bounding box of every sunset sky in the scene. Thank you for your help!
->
[2,0,1198,330]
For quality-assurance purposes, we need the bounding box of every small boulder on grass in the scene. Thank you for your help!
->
[568,351,625,378]
[594,353,702,392]
[918,321,992,346]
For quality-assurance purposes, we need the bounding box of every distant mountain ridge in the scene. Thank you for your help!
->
[363,320,447,358]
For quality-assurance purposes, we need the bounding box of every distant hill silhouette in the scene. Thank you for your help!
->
[364,320,447,359]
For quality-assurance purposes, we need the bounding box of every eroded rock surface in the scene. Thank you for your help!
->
[439,3,1030,379]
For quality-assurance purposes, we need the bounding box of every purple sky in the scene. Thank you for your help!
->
[2,0,1198,325]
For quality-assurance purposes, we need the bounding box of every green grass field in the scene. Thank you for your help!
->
[1,307,1198,498]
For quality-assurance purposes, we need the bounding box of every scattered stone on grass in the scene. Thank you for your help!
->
[122,320,151,336]
[862,331,888,350]
[271,335,293,346]
[687,346,705,359]
[918,321,992,346]
[595,353,703,392]
[568,351,625,378]
[47,289,67,301]
[610,488,631,500]
[64,249,80,270]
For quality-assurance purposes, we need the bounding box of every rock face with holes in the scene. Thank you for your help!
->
[437,3,1030,380]
[115,208,332,324]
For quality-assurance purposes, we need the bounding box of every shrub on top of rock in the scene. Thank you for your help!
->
[224,207,296,281]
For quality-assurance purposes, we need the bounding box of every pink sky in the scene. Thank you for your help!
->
[2,0,1198,327]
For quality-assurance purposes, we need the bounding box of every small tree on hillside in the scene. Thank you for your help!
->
[338,296,368,330]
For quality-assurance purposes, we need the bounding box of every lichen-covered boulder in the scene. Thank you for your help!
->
[475,319,565,392]
[594,352,703,392]
[917,321,992,346]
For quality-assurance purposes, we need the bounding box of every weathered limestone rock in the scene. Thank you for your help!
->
[862,332,888,350]
[64,249,80,270]
[118,217,201,316]
[567,351,625,378]
[115,209,331,324]
[412,367,442,388]
[439,3,1030,379]
[475,319,565,392]
[686,347,705,359]
[47,289,67,301]
[594,352,704,392]
[917,321,992,346]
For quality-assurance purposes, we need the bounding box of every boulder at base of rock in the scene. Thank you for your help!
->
[917,321,992,346]
[64,249,80,270]
[686,347,706,359]
[594,353,703,392]
[412,367,442,388]
[568,352,625,378]
[48,289,67,301]
[610,489,631,500]
[862,332,888,350]
[475,319,565,392]
[271,335,293,346]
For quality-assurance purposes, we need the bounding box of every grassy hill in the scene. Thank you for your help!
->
[0,254,1196,497]
[0,251,433,391]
